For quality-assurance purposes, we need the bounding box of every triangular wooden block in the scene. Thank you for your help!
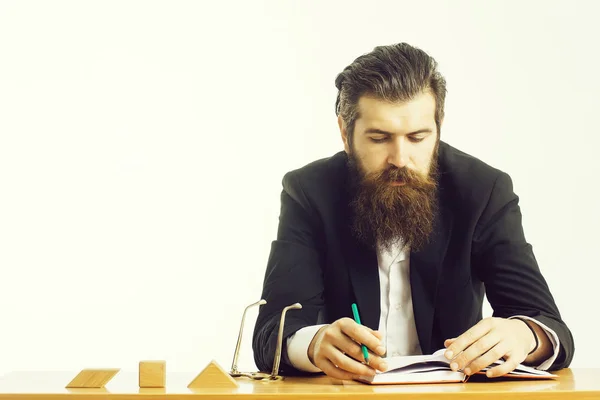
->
[66,368,120,388]
[187,360,238,389]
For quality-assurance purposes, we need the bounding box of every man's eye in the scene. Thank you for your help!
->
[370,137,387,143]
[408,136,424,143]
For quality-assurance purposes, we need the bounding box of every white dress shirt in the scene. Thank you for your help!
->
[286,240,560,373]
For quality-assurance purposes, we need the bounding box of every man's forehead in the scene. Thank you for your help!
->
[356,92,436,131]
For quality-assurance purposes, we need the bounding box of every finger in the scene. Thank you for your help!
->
[338,319,385,356]
[485,353,522,378]
[327,346,377,377]
[358,323,380,337]
[451,332,501,372]
[462,341,508,376]
[335,333,388,372]
[319,358,359,381]
[372,330,384,340]
[445,318,495,361]
[444,338,456,347]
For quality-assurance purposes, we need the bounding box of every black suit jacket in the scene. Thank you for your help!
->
[252,141,574,375]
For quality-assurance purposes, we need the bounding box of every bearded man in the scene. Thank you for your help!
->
[252,43,574,380]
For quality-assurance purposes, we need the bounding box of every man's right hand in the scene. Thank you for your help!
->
[307,317,388,380]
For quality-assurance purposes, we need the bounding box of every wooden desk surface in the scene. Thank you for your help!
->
[0,369,599,399]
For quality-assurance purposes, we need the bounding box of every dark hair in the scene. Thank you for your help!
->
[335,43,447,146]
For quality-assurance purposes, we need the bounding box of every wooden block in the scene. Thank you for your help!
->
[187,360,238,389]
[65,368,120,388]
[139,360,166,388]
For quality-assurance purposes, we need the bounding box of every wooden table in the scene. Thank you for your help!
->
[0,369,599,399]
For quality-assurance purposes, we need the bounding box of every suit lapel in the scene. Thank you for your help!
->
[337,157,381,330]
[344,229,380,330]
[409,189,453,353]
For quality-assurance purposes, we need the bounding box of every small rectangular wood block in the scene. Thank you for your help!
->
[66,369,120,388]
[139,360,166,388]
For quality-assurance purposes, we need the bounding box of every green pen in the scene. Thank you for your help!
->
[351,303,370,364]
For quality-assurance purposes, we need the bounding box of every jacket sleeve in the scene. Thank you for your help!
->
[252,171,326,375]
[472,171,574,370]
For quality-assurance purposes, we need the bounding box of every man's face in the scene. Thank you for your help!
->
[340,91,438,181]
[339,91,440,251]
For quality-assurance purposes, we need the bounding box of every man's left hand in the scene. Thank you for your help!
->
[443,317,536,378]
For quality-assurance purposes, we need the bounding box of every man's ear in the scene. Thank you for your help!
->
[338,115,350,153]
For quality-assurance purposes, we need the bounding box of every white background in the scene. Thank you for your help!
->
[1,0,598,376]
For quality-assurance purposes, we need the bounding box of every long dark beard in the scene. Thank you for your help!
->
[348,151,439,253]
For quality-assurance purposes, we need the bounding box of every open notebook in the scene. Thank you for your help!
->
[355,348,557,384]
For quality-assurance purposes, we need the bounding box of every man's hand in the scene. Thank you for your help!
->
[443,317,538,378]
[307,317,388,380]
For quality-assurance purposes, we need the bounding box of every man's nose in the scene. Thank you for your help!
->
[387,139,408,168]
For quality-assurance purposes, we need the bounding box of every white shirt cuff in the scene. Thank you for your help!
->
[508,315,560,370]
[286,324,327,373]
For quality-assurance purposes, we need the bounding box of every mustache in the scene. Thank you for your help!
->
[366,166,434,187]
[383,167,420,182]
